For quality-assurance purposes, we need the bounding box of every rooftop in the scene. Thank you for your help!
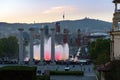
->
[113,0,120,3]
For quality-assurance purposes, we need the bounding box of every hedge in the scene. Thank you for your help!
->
[36,75,50,80]
[0,66,37,80]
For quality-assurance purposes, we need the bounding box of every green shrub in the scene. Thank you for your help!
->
[96,72,101,80]
[0,66,36,70]
[0,66,37,80]
[36,75,50,80]
[104,60,120,80]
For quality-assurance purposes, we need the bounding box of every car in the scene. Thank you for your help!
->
[64,65,70,71]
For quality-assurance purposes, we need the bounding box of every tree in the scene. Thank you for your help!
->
[7,36,18,57]
[0,39,3,57]
[0,36,18,58]
[88,41,97,60]
[88,39,110,65]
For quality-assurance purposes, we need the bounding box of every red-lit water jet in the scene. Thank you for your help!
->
[25,37,69,61]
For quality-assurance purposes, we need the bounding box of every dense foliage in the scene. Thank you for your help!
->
[88,39,110,65]
[0,66,36,70]
[0,36,18,58]
[104,60,120,80]
[0,66,37,80]
[0,66,50,80]
[36,76,50,80]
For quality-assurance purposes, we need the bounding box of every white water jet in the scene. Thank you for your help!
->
[34,45,40,60]
[63,43,69,60]
[25,37,69,61]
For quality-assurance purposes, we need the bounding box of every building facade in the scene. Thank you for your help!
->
[110,0,120,60]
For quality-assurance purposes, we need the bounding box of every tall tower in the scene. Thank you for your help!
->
[55,22,63,44]
[112,0,120,30]
[44,25,49,36]
[77,29,81,47]
[63,28,67,44]
[63,12,65,21]
[55,22,60,33]
[110,0,120,61]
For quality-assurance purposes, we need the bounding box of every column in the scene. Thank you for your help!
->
[29,28,34,65]
[115,3,117,12]
[51,28,55,62]
[40,28,44,63]
[18,28,24,65]
[110,34,115,61]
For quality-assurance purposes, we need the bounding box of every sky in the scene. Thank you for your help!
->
[0,0,115,23]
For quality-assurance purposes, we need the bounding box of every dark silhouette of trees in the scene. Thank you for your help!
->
[0,36,18,58]
[88,39,110,65]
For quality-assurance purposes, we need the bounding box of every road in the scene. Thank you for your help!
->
[37,64,97,80]
[0,63,97,80]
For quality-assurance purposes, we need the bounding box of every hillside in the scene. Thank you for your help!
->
[0,18,112,33]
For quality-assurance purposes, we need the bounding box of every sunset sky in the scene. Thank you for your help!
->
[0,0,114,23]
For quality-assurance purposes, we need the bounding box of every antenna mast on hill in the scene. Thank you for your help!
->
[63,12,65,21]
[34,21,35,24]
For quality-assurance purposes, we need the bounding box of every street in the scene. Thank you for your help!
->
[37,64,97,80]
[0,63,97,80]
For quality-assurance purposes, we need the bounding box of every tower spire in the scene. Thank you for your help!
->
[34,21,35,24]
[63,12,65,21]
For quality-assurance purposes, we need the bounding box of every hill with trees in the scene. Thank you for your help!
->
[0,18,112,33]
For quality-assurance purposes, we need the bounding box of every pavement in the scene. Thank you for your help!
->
[36,64,97,80]
[50,76,96,80]
[0,63,97,80]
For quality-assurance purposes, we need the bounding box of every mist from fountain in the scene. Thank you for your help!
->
[25,37,69,61]
[63,43,69,60]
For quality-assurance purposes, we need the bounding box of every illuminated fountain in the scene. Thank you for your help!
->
[18,24,69,65]
[25,37,69,61]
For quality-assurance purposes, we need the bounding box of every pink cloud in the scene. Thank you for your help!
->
[42,6,78,14]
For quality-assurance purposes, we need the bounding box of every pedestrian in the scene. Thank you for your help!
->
[83,67,85,71]
[37,70,41,75]
[88,67,90,72]
[73,65,75,67]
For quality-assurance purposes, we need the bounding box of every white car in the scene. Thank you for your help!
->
[64,66,70,71]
